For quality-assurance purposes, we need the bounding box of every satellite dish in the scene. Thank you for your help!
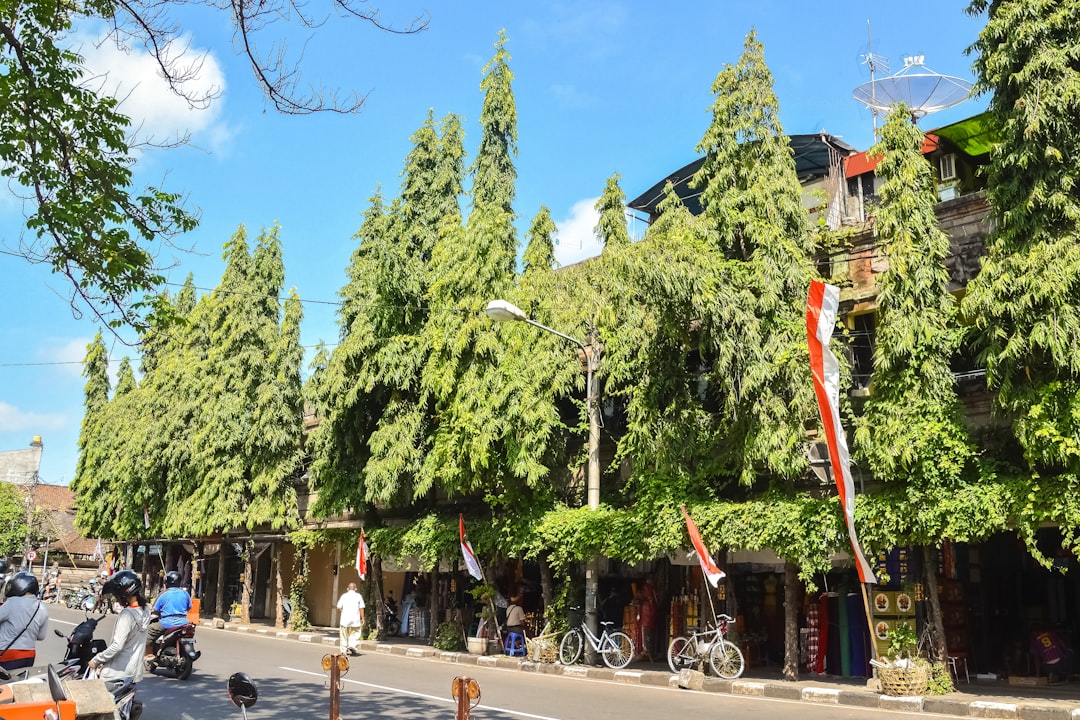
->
[853,55,972,119]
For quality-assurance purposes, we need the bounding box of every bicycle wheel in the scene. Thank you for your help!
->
[602,631,634,670]
[667,636,694,673]
[559,630,583,665]
[709,639,745,679]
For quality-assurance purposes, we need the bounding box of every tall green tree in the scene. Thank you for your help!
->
[420,31,528,500]
[171,225,303,535]
[964,0,1080,472]
[693,29,817,485]
[596,174,630,253]
[522,206,557,277]
[854,104,974,489]
[71,333,114,537]
[308,110,466,513]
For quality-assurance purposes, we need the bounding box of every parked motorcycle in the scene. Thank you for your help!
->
[65,580,97,609]
[145,617,201,680]
[384,597,402,636]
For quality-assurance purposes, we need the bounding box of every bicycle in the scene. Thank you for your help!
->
[558,608,635,669]
[666,613,745,679]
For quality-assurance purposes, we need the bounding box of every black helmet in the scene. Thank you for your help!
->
[102,570,141,602]
[164,571,182,588]
[6,571,38,597]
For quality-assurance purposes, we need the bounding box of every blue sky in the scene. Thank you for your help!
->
[0,1,990,485]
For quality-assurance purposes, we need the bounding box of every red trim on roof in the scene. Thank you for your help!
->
[844,134,940,178]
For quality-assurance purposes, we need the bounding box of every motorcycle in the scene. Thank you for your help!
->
[384,597,401,636]
[64,581,96,609]
[145,615,201,680]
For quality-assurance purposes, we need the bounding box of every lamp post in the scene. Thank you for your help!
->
[485,300,602,649]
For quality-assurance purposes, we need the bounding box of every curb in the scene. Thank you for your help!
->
[198,620,1080,718]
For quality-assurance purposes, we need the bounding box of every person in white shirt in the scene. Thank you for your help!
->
[89,570,150,683]
[336,583,366,655]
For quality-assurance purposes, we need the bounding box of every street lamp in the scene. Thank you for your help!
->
[485,300,602,648]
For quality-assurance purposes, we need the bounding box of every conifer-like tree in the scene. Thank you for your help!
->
[693,29,817,484]
[854,104,974,488]
[596,174,630,253]
[71,333,113,537]
[308,111,465,512]
[522,206,557,276]
[175,225,303,535]
[964,0,1080,472]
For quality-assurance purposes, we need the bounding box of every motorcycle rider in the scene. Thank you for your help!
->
[88,570,150,682]
[145,571,191,660]
[0,571,49,670]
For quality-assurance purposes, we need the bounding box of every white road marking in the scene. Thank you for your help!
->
[281,666,562,720]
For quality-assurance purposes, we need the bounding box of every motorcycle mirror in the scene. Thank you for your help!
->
[83,596,96,612]
[53,628,65,638]
[227,672,258,709]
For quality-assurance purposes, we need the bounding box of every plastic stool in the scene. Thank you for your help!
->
[504,632,526,657]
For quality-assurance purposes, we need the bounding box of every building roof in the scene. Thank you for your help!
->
[930,111,997,157]
[627,132,856,219]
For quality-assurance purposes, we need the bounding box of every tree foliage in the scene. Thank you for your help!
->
[2,0,425,328]
[72,226,304,539]
[964,0,1080,473]
[853,104,975,488]
[596,174,630,253]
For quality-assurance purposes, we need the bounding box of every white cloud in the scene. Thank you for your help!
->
[72,31,230,149]
[0,402,67,432]
[37,337,93,380]
[553,197,602,267]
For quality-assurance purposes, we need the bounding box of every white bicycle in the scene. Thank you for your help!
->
[666,613,745,679]
[559,608,635,670]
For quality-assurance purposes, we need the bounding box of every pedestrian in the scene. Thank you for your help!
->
[601,587,623,628]
[503,594,526,637]
[336,582,366,655]
[144,571,191,660]
[637,578,659,660]
[88,570,150,682]
[0,572,48,670]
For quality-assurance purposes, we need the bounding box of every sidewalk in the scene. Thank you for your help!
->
[200,617,1080,719]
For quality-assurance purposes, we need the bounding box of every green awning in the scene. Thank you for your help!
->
[931,111,998,157]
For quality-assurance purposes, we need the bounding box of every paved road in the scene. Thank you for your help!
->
[44,605,936,720]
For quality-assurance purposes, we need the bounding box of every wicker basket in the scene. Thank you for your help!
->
[525,634,560,663]
[877,665,930,696]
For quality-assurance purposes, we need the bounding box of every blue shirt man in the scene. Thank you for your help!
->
[145,571,192,659]
[154,586,192,629]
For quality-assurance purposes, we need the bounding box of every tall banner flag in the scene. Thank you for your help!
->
[143,507,151,530]
[681,505,726,587]
[94,538,104,563]
[806,280,876,584]
[459,515,484,581]
[356,529,368,580]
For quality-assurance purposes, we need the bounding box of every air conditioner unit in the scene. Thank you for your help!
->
[939,153,957,182]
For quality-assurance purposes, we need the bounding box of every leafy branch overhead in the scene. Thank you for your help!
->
[1,0,426,330]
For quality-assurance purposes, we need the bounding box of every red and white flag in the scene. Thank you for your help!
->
[681,505,726,587]
[356,529,368,580]
[459,515,484,581]
[806,280,876,584]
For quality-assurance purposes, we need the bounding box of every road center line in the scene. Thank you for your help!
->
[280,666,561,720]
